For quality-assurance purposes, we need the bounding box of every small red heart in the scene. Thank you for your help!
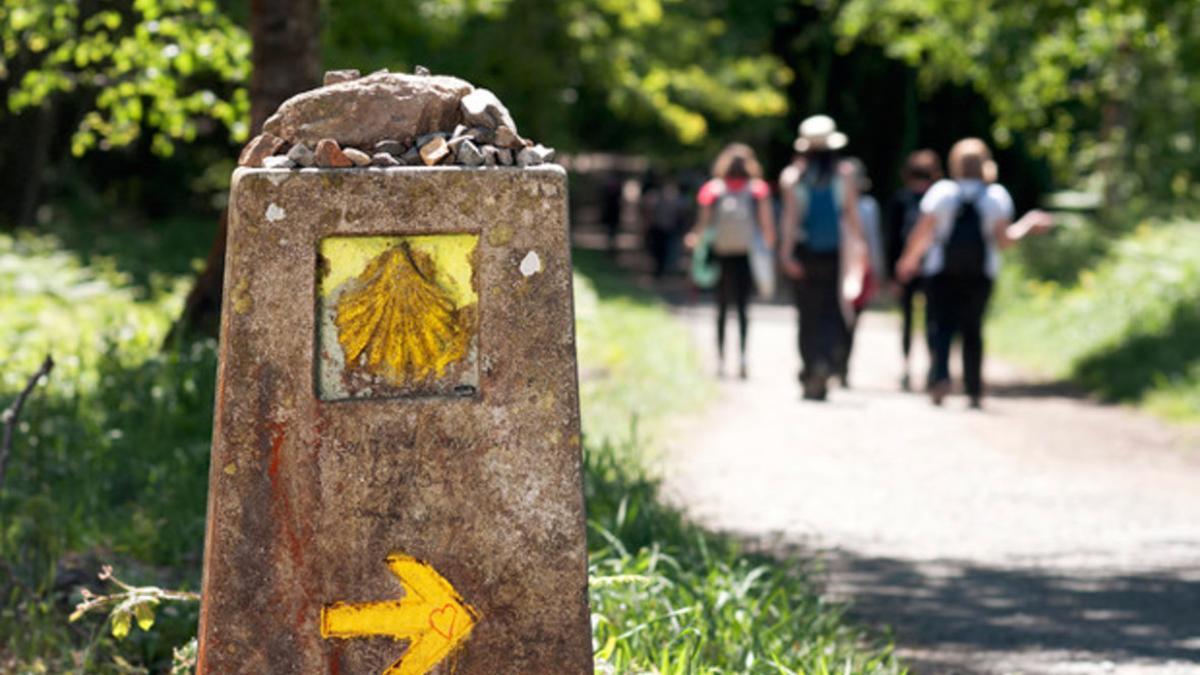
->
[428,604,457,640]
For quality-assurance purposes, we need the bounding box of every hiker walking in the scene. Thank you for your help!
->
[896,138,1053,408]
[640,172,689,278]
[779,115,869,400]
[686,143,776,378]
[837,157,881,388]
[885,150,943,390]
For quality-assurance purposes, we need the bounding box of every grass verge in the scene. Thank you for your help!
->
[0,234,903,673]
[990,221,1200,422]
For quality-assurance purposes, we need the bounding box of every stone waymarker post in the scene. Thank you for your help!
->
[196,165,592,673]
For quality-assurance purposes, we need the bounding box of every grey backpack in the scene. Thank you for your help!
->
[710,181,755,254]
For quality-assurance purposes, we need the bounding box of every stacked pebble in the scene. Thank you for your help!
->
[238,68,556,171]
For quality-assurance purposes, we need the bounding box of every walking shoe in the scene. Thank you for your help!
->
[738,356,748,380]
[802,364,830,401]
[929,380,951,406]
[803,377,828,401]
[968,396,983,410]
[900,373,911,392]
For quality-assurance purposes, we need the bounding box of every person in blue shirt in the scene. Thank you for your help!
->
[778,116,869,401]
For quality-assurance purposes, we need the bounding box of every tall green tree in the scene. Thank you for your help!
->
[0,0,250,227]
[833,0,1200,209]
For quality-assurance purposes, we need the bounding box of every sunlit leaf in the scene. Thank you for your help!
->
[111,609,132,639]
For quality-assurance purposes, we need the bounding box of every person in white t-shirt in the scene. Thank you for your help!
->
[896,138,1053,408]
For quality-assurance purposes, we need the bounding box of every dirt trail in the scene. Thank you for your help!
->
[661,303,1200,675]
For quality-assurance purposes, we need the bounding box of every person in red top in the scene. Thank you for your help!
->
[686,143,775,378]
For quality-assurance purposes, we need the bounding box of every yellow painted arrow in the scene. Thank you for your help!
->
[321,554,480,675]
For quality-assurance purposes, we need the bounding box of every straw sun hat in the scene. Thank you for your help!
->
[793,114,848,152]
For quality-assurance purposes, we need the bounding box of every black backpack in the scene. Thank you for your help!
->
[941,194,987,276]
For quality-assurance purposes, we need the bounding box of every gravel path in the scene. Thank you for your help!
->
[661,302,1200,675]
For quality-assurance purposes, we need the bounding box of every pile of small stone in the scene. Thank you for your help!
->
[238,68,555,171]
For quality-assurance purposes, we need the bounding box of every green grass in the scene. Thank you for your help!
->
[0,233,902,673]
[575,249,902,673]
[990,220,1200,422]
[0,230,213,673]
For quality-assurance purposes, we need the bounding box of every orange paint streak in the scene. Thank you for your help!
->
[266,421,286,478]
[328,645,341,675]
[264,419,309,634]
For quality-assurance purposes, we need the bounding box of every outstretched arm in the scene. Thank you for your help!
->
[896,212,937,282]
[995,209,1055,249]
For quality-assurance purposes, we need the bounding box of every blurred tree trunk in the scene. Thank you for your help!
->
[169,0,321,342]
[0,102,55,230]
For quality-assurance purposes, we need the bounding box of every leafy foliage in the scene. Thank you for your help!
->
[0,229,212,672]
[1,0,250,156]
[326,0,792,157]
[834,0,1200,206]
[990,220,1200,420]
[69,565,199,641]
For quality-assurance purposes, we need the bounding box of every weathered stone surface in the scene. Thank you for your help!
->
[517,144,556,168]
[342,147,371,166]
[496,147,514,166]
[262,155,296,169]
[373,139,404,156]
[286,143,316,167]
[198,166,591,674]
[468,126,496,145]
[237,133,285,167]
[419,136,450,166]
[263,71,474,149]
[481,145,499,166]
[323,69,361,86]
[314,139,353,168]
[370,151,400,167]
[415,131,449,149]
[400,145,422,166]
[461,88,518,134]
[456,139,485,167]
[494,125,524,150]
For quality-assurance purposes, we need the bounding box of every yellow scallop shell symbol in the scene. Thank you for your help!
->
[333,242,472,383]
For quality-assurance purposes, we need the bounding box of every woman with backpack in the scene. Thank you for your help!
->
[896,138,1053,408]
[685,143,776,379]
[779,115,870,401]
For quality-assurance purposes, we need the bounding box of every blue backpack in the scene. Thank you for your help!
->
[793,171,843,253]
